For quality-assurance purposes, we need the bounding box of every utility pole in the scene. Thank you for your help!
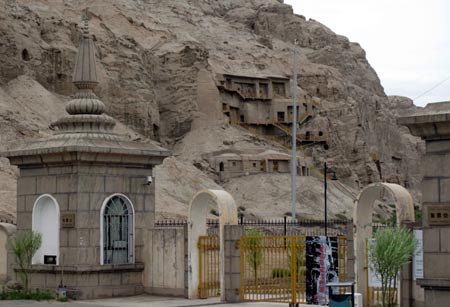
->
[324,162,337,237]
[290,40,299,222]
[324,162,328,237]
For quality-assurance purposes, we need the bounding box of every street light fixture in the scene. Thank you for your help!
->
[324,162,338,237]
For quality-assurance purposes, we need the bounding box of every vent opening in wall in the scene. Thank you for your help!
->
[44,255,57,265]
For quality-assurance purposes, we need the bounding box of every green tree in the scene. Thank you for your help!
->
[8,230,42,292]
[244,228,263,284]
[369,227,417,307]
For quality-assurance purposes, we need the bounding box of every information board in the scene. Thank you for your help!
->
[413,229,424,280]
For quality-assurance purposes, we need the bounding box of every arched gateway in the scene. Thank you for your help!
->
[188,189,238,300]
[354,183,415,305]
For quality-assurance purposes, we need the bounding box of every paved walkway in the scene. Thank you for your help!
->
[0,295,311,307]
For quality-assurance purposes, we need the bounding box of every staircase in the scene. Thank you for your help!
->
[272,122,327,144]
[297,110,313,125]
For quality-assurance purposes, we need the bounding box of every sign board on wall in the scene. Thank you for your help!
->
[413,229,424,280]
[61,213,75,228]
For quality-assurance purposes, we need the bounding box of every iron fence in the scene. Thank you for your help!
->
[155,217,352,236]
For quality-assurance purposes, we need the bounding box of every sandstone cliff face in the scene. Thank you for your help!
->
[0,0,423,221]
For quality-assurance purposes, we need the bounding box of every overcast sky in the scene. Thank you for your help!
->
[284,0,450,107]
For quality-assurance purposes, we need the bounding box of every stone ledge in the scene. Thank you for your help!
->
[15,263,144,274]
[417,278,450,290]
[6,150,167,167]
[398,112,450,140]
[144,286,186,297]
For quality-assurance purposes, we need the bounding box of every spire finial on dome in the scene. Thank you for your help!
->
[81,10,89,38]
[50,11,117,138]
[72,10,98,89]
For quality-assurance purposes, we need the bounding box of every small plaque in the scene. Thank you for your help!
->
[428,206,450,226]
[61,213,75,228]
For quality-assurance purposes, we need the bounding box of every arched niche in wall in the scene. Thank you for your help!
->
[100,193,135,265]
[32,194,60,265]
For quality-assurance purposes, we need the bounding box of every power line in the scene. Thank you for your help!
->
[413,76,450,101]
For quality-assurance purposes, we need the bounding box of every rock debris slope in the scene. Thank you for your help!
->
[0,0,423,221]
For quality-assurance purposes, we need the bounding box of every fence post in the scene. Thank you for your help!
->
[345,221,355,283]
[284,216,287,236]
[224,224,244,302]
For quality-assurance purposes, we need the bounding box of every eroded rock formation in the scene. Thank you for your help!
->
[0,0,423,221]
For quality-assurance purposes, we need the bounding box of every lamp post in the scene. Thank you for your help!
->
[290,40,299,222]
[324,162,337,237]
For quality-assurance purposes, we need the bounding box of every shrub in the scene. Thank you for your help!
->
[8,230,42,292]
[369,227,417,307]
[272,268,291,278]
[244,228,263,283]
[0,288,54,301]
[56,295,68,302]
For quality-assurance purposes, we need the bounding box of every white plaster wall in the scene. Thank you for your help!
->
[32,195,59,265]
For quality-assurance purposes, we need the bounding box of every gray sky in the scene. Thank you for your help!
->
[284,0,450,106]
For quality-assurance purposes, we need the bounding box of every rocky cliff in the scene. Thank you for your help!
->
[0,0,423,222]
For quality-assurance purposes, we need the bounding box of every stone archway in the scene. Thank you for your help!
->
[188,189,238,300]
[354,183,415,305]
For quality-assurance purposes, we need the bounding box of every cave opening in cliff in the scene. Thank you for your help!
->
[21,49,31,61]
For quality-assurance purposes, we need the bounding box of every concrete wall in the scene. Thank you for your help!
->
[223,224,244,302]
[212,155,306,181]
[28,265,143,299]
[267,160,289,172]
[241,101,271,124]
[0,227,8,283]
[221,91,241,109]
[143,227,187,297]
[0,223,16,284]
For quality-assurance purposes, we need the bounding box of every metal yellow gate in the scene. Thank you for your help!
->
[338,235,347,281]
[240,236,307,304]
[198,235,220,298]
[240,235,347,304]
